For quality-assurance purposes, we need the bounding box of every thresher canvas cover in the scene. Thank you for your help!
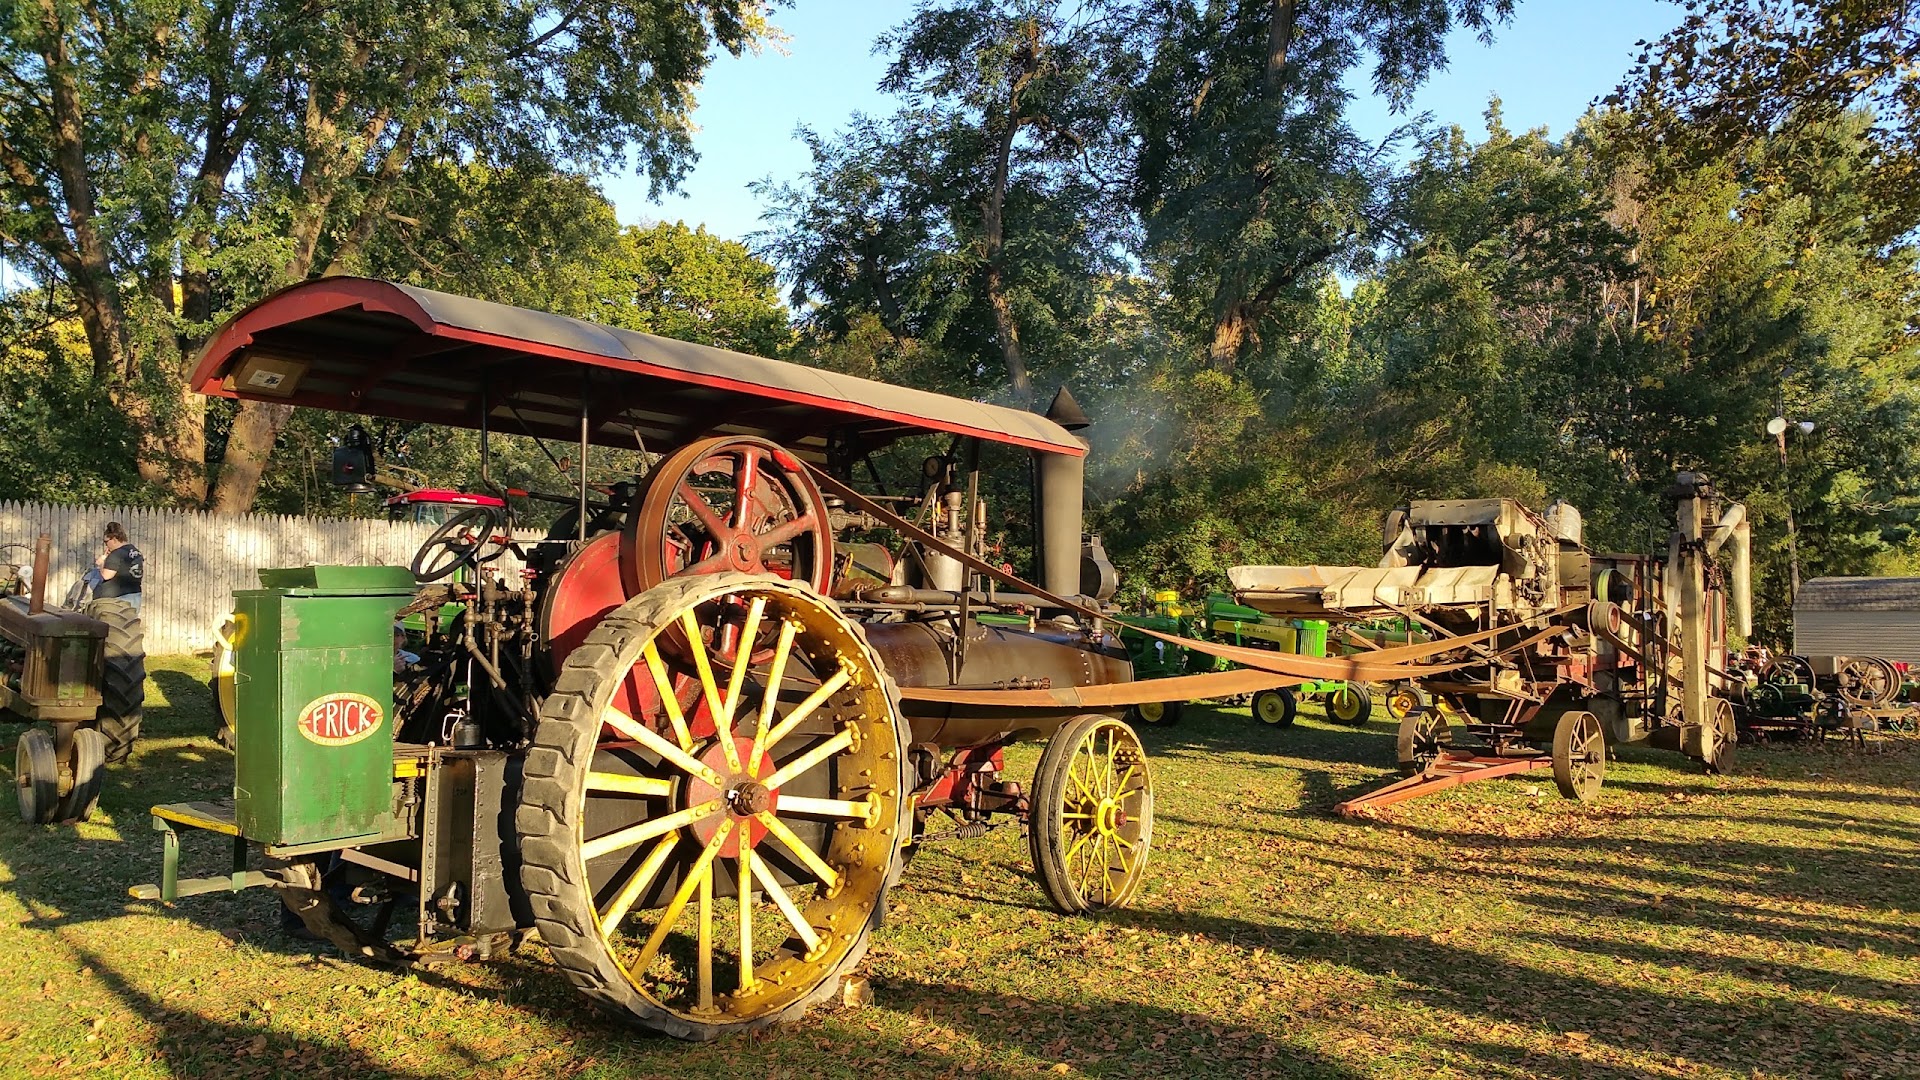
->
[189,277,1085,460]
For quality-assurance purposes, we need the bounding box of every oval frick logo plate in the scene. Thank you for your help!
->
[297,692,384,746]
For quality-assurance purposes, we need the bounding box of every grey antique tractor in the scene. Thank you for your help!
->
[133,278,1151,1040]
[4,534,147,823]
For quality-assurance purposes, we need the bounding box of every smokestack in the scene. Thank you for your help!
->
[1034,387,1089,599]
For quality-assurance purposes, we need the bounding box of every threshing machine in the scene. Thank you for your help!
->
[130,278,1160,1040]
[1230,474,1751,808]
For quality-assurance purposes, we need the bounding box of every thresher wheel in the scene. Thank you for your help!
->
[55,727,106,822]
[1384,682,1428,722]
[1702,698,1738,775]
[15,728,57,824]
[624,437,833,597]
[517,572,908,1040]
[1395,707,1451,776]
[1127,699,1184,726]
[1029,714,1154,915]
[87,598,145,765]
[1550,710,1605,802]
[1839,657,1898,707]
[1326,683,1373,727]
[1251,688,1296,727]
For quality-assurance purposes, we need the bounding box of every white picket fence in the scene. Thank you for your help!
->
[1,501,441,654]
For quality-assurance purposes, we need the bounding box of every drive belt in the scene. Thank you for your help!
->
[804,464,1576,707]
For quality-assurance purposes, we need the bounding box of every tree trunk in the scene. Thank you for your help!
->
[1208,304,1249,371]
[1265,0,1298,95]
[207,401,295,513]
[983,70,1036,408]
[125,382,209,504]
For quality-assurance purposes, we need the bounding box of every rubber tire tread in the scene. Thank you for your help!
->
[87,598,146,764]
[1126,700,1183,726]
[17,728,57,824]
[1327,684,1373,727]
[515,571,909,1041]
[1028,714,1153,916]
[56,727,106,822]
[1252,688,1295,728]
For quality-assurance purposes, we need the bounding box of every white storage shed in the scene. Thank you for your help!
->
[1793,577,1920,663]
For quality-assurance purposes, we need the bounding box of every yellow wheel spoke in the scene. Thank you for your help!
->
[1062,829,1095,869]
[640,642,694,752]
[598,832,678,930]
[630,820,735,977]
[603,706,726,788]
[774,795,879,825]
[763,728,855,791]
[697,855,715,1012]
[750,620,799,772]
[584,771,673,798]
[754,666,853,764]
[680,610,740,773]
[721,597,767,733]
[755,811,841,891]
[738,843,756,992]
[582,799,721,862]
[748,849,823,954]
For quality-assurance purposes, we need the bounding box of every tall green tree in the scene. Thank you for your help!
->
[1123,0,1515,370]
[0,0,769,511]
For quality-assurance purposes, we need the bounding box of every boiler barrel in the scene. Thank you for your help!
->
[865,620,1133,746]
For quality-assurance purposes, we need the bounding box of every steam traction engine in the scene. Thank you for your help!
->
[132,279,1148,1040]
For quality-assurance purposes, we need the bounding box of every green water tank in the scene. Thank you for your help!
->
[231,565,417,846]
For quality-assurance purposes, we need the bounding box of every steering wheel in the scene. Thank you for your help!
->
[411,507,509,582]
[0,542,34,594]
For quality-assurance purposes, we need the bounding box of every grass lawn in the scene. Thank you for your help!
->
[3,655,1917,1079]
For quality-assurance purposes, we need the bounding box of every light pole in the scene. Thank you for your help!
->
[1766,415,1815,605]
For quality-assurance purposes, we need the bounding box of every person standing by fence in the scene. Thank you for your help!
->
[92,521,145,609]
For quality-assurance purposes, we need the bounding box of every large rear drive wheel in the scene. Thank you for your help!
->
[518,573,909,1040]
[87,598,146,764]
[1029,714,1154,915]
[1551,710,1605,802]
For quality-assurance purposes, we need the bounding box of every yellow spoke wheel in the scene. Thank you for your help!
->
[518,572,907,1040]
[1029,714,1154,915]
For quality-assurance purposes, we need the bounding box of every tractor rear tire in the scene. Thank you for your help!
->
[88,598,146,764]
[1251,688,1296,728]
[56,727,107,822]
[16,728,58,824]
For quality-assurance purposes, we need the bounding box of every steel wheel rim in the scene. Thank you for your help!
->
[576,583,899,1023]
[1387,687,1419,719]
[1056,720,1151,909]
[1570,714,1602,793]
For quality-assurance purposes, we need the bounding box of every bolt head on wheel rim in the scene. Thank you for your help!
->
[527,573,904,1035]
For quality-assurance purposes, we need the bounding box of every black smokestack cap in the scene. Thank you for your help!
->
[1044,386,1090,431]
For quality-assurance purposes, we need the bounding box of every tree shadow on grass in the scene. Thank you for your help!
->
[1101,904,1918,1080]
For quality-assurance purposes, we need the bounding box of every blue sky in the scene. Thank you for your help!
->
[602,0,1686,243]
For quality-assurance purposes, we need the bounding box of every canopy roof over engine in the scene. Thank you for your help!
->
[189,277,1084,460]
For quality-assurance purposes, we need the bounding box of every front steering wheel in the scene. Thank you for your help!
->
[411,507,508,582]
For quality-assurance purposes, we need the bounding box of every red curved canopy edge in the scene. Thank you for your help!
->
[189,278,435,395]
[189,277,1086,459]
